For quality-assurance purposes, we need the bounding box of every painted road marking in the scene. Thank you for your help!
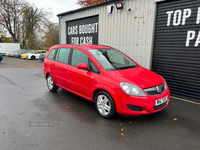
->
[171,96,200,105]
[0,64,43,68]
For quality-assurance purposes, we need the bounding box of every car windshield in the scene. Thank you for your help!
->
[19,50,26,53]
[89,49,138,71]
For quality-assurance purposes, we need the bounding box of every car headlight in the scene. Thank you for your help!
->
[161,76,168,89]
[120,82,147,96]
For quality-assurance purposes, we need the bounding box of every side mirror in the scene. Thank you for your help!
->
[77,63,88,70]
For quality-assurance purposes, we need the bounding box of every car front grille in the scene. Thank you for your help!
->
[144,83,165,96]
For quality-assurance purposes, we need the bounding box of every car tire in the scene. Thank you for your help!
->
[46,74,59,92]
[31,56,35,60]
[94,91,116,119]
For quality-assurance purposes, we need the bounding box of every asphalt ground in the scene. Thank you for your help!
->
[0,57,200,150]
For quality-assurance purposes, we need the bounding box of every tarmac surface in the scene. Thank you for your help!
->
[0,57,200,150]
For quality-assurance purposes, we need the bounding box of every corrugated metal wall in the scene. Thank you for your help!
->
[59,0,156,69]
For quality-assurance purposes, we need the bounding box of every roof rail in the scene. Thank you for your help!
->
[74,45,86,48]
[97,45,114,48]
[52,44,114,49]
[52,44,85,47]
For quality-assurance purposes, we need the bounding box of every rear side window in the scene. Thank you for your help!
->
[47,49,56,60]
[71,49,88,67]
[56,48,71,64]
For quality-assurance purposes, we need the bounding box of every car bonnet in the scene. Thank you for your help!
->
[108,67,164,89]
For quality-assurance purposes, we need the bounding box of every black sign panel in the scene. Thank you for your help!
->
[66,15,99,45]
[152,0,200,102]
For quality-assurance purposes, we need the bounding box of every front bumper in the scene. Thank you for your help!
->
[115,88,170,116]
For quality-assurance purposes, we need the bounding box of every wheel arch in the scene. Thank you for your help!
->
[91,84,119,112]
[31,55,36,59]
[46,72,50,79]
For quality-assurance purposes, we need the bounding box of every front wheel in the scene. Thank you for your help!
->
[46,74,59,92]
[31,56,35,60]
[94,91,116,119]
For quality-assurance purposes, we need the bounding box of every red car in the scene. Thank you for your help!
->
[43,44,170,118]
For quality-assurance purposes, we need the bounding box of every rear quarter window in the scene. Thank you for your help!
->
[47,49,56,60]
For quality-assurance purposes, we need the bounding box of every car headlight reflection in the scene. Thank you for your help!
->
[120,82,147,96]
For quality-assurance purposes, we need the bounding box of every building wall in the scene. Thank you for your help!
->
[59,0,156,69]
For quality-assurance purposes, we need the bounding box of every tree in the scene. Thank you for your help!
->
[0,26,7,38]
[21,5,50,49]
[77,0,107,7]
[43,23,59,47]
[0,0,51,49]
[0,36,13,43]
[0,0,23,43]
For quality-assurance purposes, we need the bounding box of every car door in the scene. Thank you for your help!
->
[67,49,91,98]
[46,49,57,80]
[53,48,71,88]
[34,52,40,59]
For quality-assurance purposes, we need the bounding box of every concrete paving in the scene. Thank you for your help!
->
[0,57,200,150]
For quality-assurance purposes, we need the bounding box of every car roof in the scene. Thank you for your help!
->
[77,44,113,50]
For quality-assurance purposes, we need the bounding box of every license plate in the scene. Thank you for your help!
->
[156,96,168,106]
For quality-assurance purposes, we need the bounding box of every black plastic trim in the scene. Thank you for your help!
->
[153,101,167,111]
[127,104,143,112]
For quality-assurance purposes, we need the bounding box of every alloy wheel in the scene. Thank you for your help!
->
[97,94,111,116]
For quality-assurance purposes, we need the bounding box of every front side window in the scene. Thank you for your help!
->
[56,48,70,64]
[89,49,138,71]
[47,49,56,60]
[89,60,100,74]
[71,49,88,67]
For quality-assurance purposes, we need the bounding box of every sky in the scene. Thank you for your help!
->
[26,0,80,23]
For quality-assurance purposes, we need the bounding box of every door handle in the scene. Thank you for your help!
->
[68,71,72,75]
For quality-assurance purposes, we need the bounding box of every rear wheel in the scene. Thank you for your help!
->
[46,74,59,92]
[94,91,116,118]
[31,56,35,60]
